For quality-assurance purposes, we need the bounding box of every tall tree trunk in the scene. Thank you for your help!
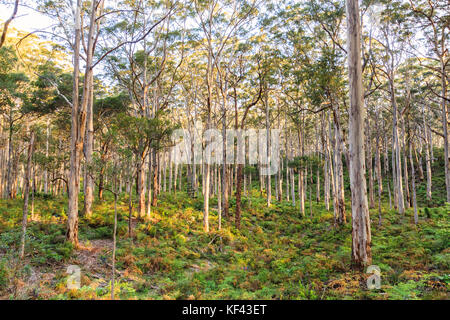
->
[128,174,133,237]
[44,119,49,194]
[20,131,35,259]
[6,114,14,199]
[265,89,271,207]
[235,163,243,229]
[147,151,152,216]
[366,118,375,208]
[111,191,118,300]
[152,149,159,206]
[299,169,304,216]
[415,143,424,180]
[346,0,372,268]
[402,120,410,209]
[163,152,167,192]
[290,169,295,206]
[391,80,405,214]
[168,151,172,192]
[137,158,146,218]
[67,0,98,245]
[440,63,449,202]
[84,72,94,217]
[423,108,432,203]
[409,138,418,225]
[31,162,35,220]
[328,114,338,223]
[375,115,383,226]
[322,113,330,211]
[66,0,83,247]
[332,105,346,224]
[218,169,222,230]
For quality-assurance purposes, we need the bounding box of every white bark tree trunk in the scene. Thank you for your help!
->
[346,0,372,268]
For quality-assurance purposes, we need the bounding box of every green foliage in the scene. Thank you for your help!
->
[0,258,9,291]
[0,153,448,300]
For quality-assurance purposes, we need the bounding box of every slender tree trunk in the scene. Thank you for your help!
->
[366,119,375,208]
[67,0,99,246]
[174,161,178,192]
[111,192,117,300]
[423,112,432,203]
[44,119,49,194]
[285,162,289,201]
[290,168,295,206]
[299,169,305,216]
[147,151,152,216]
[391,79,405,214]
[309,185,312,218]
[31,162,35,220]
[440,63,449,202]
[128,174,133,238]
[235,163,243,229]
[6,115,13,199]
[415,144,424,180]
[137,159,146,218]
[322,113,330,211]
[383,127,389,175]
[265,90,271,207]
[375,117,383,226]
[66,0,82,247]
[332,106,346,224]
[402,120,410,209]
[169,151,172,192]
[152,150,159,206]
[324,156,330,210]
[158,154,162,194]
[218,169,221,230]
[163,152,167,192]
[388,180,392,209]
[409,139,418,225]
[276,108,282,202]
[392,134,398,209]
[20,132,34,259]
[84,72,94,217]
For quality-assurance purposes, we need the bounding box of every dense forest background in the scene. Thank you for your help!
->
[0,0,448,300]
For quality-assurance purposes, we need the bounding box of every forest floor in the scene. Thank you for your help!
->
[0,186,448,300]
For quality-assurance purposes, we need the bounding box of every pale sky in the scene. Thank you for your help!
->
[0,2,54,32]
